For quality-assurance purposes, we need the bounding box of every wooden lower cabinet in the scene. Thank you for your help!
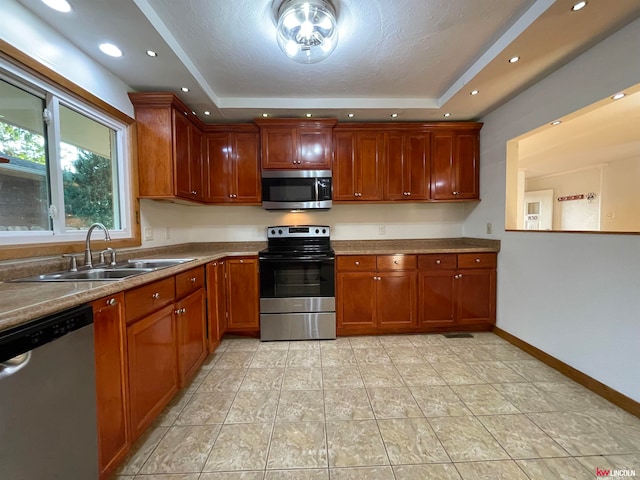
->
[225,257,260,332]
[175,288,207,387]
[336,255,417,334]
[418,253,496,330]
[206,260,227,352]
[92,293,129,479]
[126,304,178,441]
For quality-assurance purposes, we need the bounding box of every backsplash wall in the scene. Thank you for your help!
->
[140,199,467,246]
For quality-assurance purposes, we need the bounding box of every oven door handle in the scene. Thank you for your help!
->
[258,256,335,262]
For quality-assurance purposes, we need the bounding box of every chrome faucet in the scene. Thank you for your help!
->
[84,223,111,268]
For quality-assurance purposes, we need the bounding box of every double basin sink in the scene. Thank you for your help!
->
[12,258,195,282]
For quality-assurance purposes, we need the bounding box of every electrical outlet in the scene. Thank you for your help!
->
[144,227,153,241]
[165,227,171,239]
[486,222,493,234]
[378,225,385,235]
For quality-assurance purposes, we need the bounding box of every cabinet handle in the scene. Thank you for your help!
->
[435,259,441,265]
[175,307,186,315]
[106,298,117,306]
[407,192,411,196]
[453,191,460,195]
[355,261,360,266]
[191,190,197,195]
[240,259,244,263]
[152,292,160,299]
[190,277,197,283]
[393,260,399,265]
[475,258,481,263]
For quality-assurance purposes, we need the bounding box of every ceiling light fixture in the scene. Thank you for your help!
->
[443,113,451,117]
[571,1,587,11]
[181,87,190,92]
[276,0,338,64]
[99,43,123,58]
[551,120,562,126]
[390,113,398,118]
[41,0,72,13]
[305,113,313,118]
[262,113,269,117]
[347,113,355,118]
[508,56,520,63]
[146,50,158,57]
[611,92,626,100]
[204,111,211,116]
[470,90,479,96]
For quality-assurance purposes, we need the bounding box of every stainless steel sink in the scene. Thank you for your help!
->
[9,258,196,282]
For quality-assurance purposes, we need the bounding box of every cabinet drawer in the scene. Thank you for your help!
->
[176,266,205,299]
[376,255,417,271]
[418,254,457,270]
[125,277,176,324]
[336,255,376,272]
[457,253,497,269]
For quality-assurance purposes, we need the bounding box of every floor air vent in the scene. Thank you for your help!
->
[442,333,474,339]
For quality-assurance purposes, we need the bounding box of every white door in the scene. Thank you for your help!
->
[523,189,554,230]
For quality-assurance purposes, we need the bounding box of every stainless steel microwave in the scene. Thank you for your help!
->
[262,170,332,210]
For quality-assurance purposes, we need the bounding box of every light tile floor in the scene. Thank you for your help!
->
[114,333,640,479]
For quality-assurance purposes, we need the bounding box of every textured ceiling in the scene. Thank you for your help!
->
[12,0,640,123]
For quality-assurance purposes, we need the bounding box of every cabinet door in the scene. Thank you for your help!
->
[176,289,207,387]
[418,270,457,327]
[261,127,297,169]
[333,131,357,200]
[233,132,261,203]
[189,125,204,201]
[173,109,192,199]
[127,304,177,441]
[226,257,259,331]
[206,260,227,352]
[384,132,406,200]
[336,272,377,331]
[453,131,479,199]
[298,128,332,169]
[92,293,128,479]
[456,268,495,324]
[376,271,417,329]
[205,133,232,202]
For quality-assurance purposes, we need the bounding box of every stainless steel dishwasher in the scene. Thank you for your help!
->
[0,304,99,479]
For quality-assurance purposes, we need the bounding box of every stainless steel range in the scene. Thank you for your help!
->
[259,225,336,341]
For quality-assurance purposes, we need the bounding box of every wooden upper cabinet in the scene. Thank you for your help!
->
[333,128,384,201]
[256,118,337,169]
[384,130,431,200]
[129,92,205,202]
[205,125,260,204]
[431,126,481,200]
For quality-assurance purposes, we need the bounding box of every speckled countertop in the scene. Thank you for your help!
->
[0,238,498,333]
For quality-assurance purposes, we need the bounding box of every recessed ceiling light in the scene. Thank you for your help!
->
[204,111,211,116]
[305,113,312,118]
[191,111,196,115]
[347,113,355,118]
[443,113,451,117]
[611,93,626,100]
[99,43,123,58]
[551,120,562,126]
[181,87,189,93]
[41,0,71,13]
[508,56,520,63]
[470,90,479,96]
[262,113,269,118]
[146,50,158,57]
[390,113,398,118]
[571,1,587,11]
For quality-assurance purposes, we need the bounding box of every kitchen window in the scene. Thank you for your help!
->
[0,61,131,245]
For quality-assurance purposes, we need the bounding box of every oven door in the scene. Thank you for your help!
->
[259,256,335,300]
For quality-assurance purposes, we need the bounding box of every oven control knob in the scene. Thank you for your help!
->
[278,229,283,235]
[322,228,326,234]
[271,229,276,235]
[315,229,319,234]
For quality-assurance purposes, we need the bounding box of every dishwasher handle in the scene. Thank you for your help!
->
[0,351,32,379]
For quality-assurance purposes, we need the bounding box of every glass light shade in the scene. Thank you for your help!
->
[276,0,338,64]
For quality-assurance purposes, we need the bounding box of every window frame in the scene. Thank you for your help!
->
[0,50,139,259]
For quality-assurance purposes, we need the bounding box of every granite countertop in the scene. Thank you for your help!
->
[0,238,498,333]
